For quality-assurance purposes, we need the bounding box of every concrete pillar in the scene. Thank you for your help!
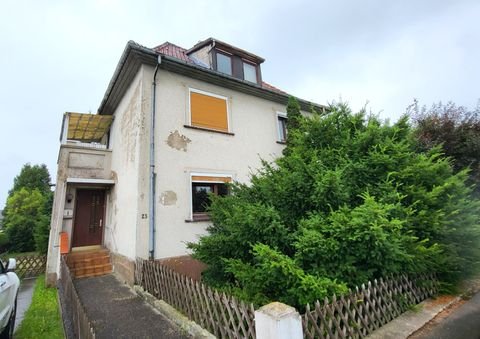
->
[46,179,67,286]
[255,302,303,339]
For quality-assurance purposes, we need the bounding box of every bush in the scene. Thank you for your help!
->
[189,101,480,309]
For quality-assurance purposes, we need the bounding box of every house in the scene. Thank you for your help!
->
[46,38,325,286]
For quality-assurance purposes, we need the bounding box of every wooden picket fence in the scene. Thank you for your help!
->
[135,258,438,339]
[302,274,439,339]
[1,254,47,279]
[135,258,256,339]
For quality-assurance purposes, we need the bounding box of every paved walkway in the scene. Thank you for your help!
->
[74,274,190,339]
[410,291,480,339]
[14,278,36,332]
[367,295,459,339]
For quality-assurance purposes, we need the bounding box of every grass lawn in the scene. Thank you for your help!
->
[14,275,64,339]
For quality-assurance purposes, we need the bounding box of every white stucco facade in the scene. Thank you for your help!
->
[148,67,293,258]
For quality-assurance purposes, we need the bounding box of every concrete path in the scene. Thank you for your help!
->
[13,278,36,333]
[74,274,191,339]
[367,295,459,339]
[410,291,480,339]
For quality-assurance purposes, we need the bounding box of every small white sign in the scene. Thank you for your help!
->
[63,209,73,219]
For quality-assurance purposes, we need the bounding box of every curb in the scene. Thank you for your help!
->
[134,285,216,339]
[366,295,461,339]
[406,296,461,338]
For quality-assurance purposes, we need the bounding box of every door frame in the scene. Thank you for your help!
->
[71,188,107,250]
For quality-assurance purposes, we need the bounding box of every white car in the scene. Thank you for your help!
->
[0,259,19,339]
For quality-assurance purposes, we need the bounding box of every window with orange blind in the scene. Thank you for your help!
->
[191,174,231,221]
[190,90,229,132]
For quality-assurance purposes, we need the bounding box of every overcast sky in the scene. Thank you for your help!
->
[1,0,479,207]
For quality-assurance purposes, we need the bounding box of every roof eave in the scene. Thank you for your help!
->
[97,41,157,115]
[97,41,327,115]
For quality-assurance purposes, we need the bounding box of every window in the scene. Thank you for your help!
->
[191,174,231,221]
[189,89,229,132]
[277,113,287,142]
[243,62,257,83]
[216,52,232,75]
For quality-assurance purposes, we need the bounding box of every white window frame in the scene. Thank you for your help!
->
[276,111,287,142]
[187,88,231,133]
[188,172,233,221]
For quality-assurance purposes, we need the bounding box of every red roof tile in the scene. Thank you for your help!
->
[152,42,192,63]
[152,42,287,95]
[261,81,288,95]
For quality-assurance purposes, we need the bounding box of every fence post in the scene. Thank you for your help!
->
[255,302,303,339]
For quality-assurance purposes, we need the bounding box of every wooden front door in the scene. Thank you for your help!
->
[72,189,105,248]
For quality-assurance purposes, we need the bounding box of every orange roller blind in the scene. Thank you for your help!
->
[192,176,232,183]
[190,92,228,132]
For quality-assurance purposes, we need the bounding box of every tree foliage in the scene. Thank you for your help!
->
[2,163,52,253]
[3,189,48,252]
[189,101,480,309]
[9,163,52,195]
[409,99,480,194]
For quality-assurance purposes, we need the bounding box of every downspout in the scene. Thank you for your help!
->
[149,55,161,260]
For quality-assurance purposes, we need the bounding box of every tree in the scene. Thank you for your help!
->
[9,163,51,195]
[3,189,47,252]
[286,96,302,132]
[409,99,480,194]
[2,163,53,253]
[189,101,480,309]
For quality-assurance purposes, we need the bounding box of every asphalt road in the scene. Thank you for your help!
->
[411,292,480,339]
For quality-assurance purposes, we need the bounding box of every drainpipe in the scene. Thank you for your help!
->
[149,55,161,260]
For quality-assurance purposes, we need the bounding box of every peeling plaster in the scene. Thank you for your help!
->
[160,191,177,205]
[166,130,191,152]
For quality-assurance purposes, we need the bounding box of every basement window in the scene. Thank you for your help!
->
[191,174,231,221]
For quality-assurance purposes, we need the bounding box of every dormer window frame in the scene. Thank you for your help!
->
[242,59,258,84]
[215,49,233,76]
[212,46,262,84]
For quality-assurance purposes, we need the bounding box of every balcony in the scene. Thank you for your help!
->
[57,112,113,182]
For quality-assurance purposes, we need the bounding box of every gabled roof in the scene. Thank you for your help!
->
[97,40,326,115]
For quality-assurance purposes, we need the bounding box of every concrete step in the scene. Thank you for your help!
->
[75,267,113,279]
[67,249,112,279]
[73,263,113,279]
[73,255,111,268]
[67,249,110,263]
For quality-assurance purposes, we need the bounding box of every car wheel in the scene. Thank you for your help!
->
[0,296,16,339]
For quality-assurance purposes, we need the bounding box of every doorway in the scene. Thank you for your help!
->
[72,189,105,248]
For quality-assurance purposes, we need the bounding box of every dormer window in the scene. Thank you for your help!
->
[243,61,257,83]
[216,52,232,76]
[187,38,264,84]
